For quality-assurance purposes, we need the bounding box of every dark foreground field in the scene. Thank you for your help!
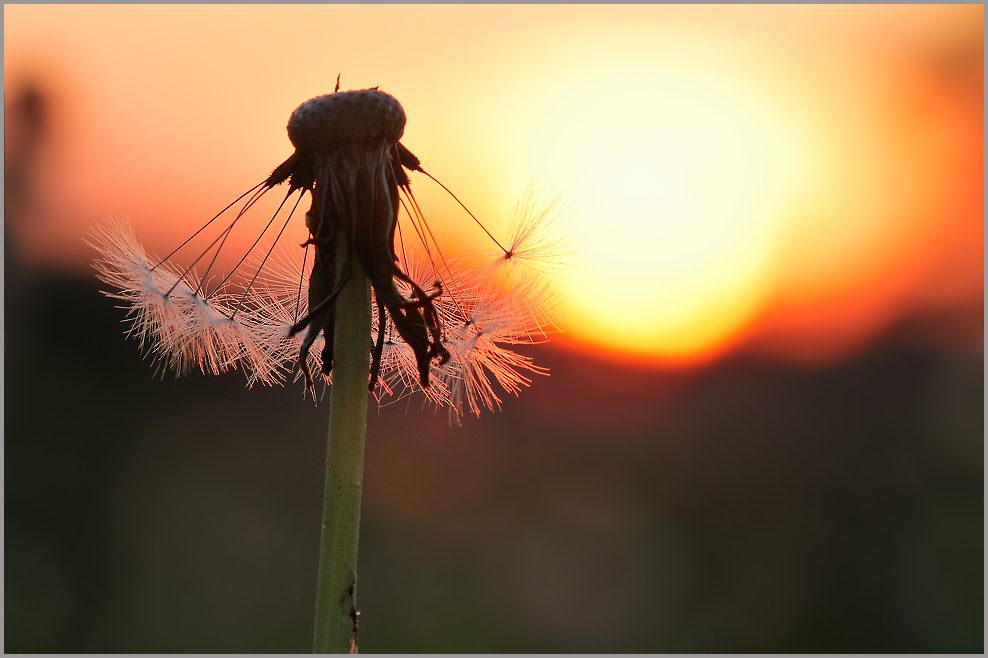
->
[5,261,983,653]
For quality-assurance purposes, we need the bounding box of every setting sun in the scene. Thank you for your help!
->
[474,26,814,359]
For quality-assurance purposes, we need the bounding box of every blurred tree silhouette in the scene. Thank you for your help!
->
[5,83,46,248]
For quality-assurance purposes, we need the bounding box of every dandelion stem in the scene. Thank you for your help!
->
[312,241,371,654]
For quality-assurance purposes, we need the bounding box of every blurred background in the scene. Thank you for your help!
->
[4,4,983,652]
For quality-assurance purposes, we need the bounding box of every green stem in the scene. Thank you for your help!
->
[312,247,371,654]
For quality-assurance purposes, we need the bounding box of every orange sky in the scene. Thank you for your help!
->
[4,4,983,366]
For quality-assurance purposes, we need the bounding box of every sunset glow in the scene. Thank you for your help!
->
[5,5,982,367]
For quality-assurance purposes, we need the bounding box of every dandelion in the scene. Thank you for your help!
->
[91,83,574,652]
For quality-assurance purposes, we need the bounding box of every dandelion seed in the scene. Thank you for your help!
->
[491,181,579,281]
[90,218,247,376]
[436,267,549,417]
[244,246,326,389]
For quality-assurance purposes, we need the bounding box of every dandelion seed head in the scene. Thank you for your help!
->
[91,89,576,417]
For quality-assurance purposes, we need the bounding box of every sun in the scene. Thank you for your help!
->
[453,23,815,362]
